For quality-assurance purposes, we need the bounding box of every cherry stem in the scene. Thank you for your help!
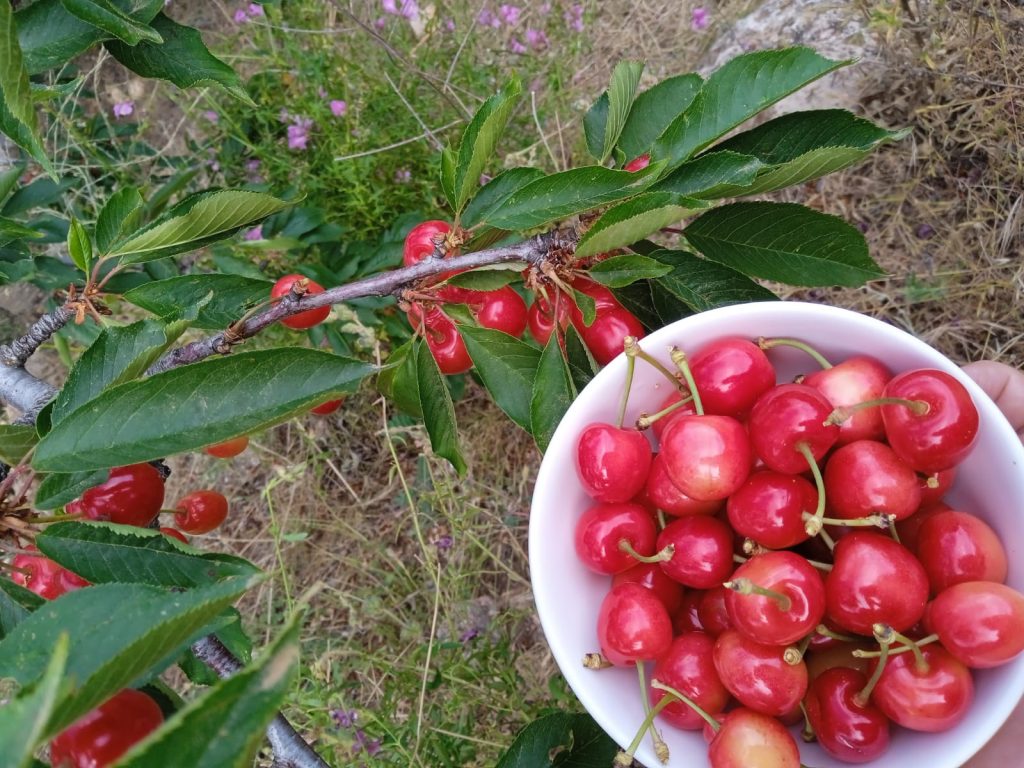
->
[797,442,828,539]
[799,701,816,743]
[618,338,639,429]
[626,337,684,390]
[723,578,793,612]
[758,337,833,370]
[925,473,941,489]
[812,512,894,530]
[669,347,703,415]
[825,397,930,426]
[656,510,668,531]
[815,624,860,643]
[619,539,675,564]
[785,635,813,665]
[582,652,613,669]
[854,633,938,672]
[887,516,902,544]
[635,394,694,430]
[636,662,669,763]
[615,687,678,766]
[742,538,769,556]
[650,679,721,733]
[856,624,895,705]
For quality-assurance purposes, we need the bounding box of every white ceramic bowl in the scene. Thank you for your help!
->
[530,301,1024,768]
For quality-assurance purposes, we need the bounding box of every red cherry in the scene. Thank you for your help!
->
[916,510,1008,594]
[11,548,89,600]
[159,527,189,544]
[474,286,527,337]
[612,561,684,614]
[726,471,816,550]
[650,632,730,730]
[690,338,776,418]
[173,490,229,535]
[805,667,891,763]
[50,689,163,768]
[673,590,706,634]
[574,503,656,575]
[725,551,826,646]
[660,414,752,501]
[707,708,801,768]
[402,220,452,267]
[870,644,974,732]
[596,582,673,666]
[576,423,652,504]
[748,384,839,474]
[623,153,651,172]
[204,436,249,458]
[804,355,891,445]
[271,274,331,329]
[66,464,165,528]
[924,581,1024,668]
[644,453,721,517]
[408,306,472,375]
[698,586,734,637]
[657,515,734,589]
[918,466,955,505]
[825,532,929,635]
[650,390,698,442]
[579,307,646,366]
[823,440,922,522]
[713,629,808,716]
[311,398,344,415]
[894,501,950,554]
[526,292,569,346]
[881,369,979,473]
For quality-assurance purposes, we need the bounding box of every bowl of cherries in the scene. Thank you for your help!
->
[530,301,1024,768]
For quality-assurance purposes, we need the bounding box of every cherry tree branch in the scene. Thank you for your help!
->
[0,363,57,418]
[0,305,73,367]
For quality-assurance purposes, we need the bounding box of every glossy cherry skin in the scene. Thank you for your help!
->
[726,471,815,549]
[805,667,891,763]
[657,515,734,589]
[613,561,684,614]
[311,398,344,415]
[894,501,951,554]
[576,423,652,504]
[271,274,331,329]
[579,307,646,366]
[673,590,706,634]
[804,355,891,445]
[650,390,698,442]
[408,305,472,375]
[707,708,801,768]
[66,464,165,528]
[869,644,974,732]
[574,503,656,575]
[690,338,775,418]
[402,220,451,266]
[650,633,730,730]
[173,490,230,535]
[623,153,650,172]
[11,549,89,600]
[825,532,929,635]
[597,582,673,666]
[881,369,979,473]
[725,551,826,646]
[474,286,528,337]
[204,435,249,458]
[916,510,1008,594]
[823,440,922,522]
[918,467,955,506]
[50,689,164,768]
[924,581,1024,668]
[159,527,189,544]
[748,384,839,474]
[698,586,734,637]
[645,453,722,517]
[660,414,752,501]
[713,630,808,716]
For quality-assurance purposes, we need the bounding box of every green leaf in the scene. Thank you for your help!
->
[33,349,373,472]
[50,319,184,424]
[652,150,764,198]
[610,279,677,330]
[445,267,519,291]
[569,287,596,327]
[0,576,256,735]
[0,633,68,768]
[0,215,42,246]
[60,0,162,45]
[0,162,23,204]
[116,613,299,768]
[485,164,663,231]
[177,610,251,686]
[0,0,51,174]
[684,202,884,287]
[652,47,850,169]
[454,77,521,212]
[36,521,261,588]
[33,469,109,510]
[596,60,644,162]
[461,167,545,229]
[530,335,573,453]
[582,92,608,161]
[460,325,540,431]
[1,176,73,216]
[563,325,597,391]
[123,274,272,329]
[574,192,709,258]
[586,254,673,288]
[108,189,289,264]
[439,145,457,213]
[650,249,779,313]
[414,341,465,474]
[0,577,44,639]
[96,186,144,254]
[66,216,92,273]
[0,423,37,464]
[105,14,252,104]
[495,712,618,768]
[377,340,421,419]
[617,73,703,162]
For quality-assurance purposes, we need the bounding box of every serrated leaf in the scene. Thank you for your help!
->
[123,274,272,329]
[66,216,92,273]
[597,60,644,163]
[60,0,162,45]
[33,349,373,472]
[454,77,521,212]
[530,335,573,453]
[439,145,456,212]
[105,14,252,104]
[461,167,545,229]
[0,633,68,768]
[652,150,764,198]
[96,186,144,254]
[460,325,540,432]
[414,341,465,474]
[445,268,518,291]
[0,423,37,463]
[33,469,109,510]
[116,613,299,768]
[652,47,851,169]
[574,192,709,258]
[684,202,884,287]
[0,0,51,174]
[495,712,618,768]
[109,189,289,264]
[586,254,673,288]
[0,576,256,735]
[0,577,44,639]
[650,249,779,314]
[582,92,608,161]
[51,319,184,424]
[617,73,703,162]
[0,215,42,246]
[485,164,663,231]
[563,325,598,391]
[568,287,596,327]
[377,340,422,418]
[36,521,261,588]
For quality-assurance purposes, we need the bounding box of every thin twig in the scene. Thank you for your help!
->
[0,305,73,367]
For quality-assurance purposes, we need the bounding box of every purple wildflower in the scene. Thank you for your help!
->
[374,16,387,29]
[524,27,548,50]
[394,168,412,183]
[202,110,219,123]
[916,223,936,239]
[477,8,501,28]
[248,2,264,15]
[382,0,418,19]
[331,709,358,729]
[435,535,453,551]
[244,227,262,241]
[330,99,347,117]
[691,6,709,31]
[460,627,479,643]
[245,158,261,172]
[498,4,521,25]
[564,4,584,32]
[287,117,313,150]
[444,18,455,31]
[233,8,248,22]
[112,101,134,118]
[508,37,527,54]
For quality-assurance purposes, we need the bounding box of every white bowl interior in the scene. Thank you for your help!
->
[530,301,1024,768]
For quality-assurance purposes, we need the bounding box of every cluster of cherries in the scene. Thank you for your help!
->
[573,335,1024,767]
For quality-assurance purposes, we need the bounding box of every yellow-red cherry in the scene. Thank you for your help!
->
[596,582,673,666]
[660,414,752,501]
[748,384,838,474]
[924,581,1024,668]
[204,435,249,458]
[173,490,229,535]
[650,632,729,730]
[690,337,776,418]
[869,644,974,732]
[574,502,656,575]
[725,551,826,646]
[576,423,652,504]
[916,510,1008,594]
[707,708,801,768]
[823,440,922,522]
[402,220,451,267]
[713,629,808,716]
[271,274,331,329]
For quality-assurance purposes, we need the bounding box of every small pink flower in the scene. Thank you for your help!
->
[112,101,134,118]
[498,4,521,25]
[374,15,387,28]
[508,37,527,54]
[477,8,501,28]
[203,110,219,123]
[444,18,455,31]
[538,2,551,14]
[394,168,412,183]
[382,0,418,19]
[691,6,709,30]
[244,227,263,241]
[564,4,584,32]
[245,159,261,172]
[248,2,264,16]
[287,117,313,150]
[329,100,347,117]
[524,27,548,50]
[232,8,248,22]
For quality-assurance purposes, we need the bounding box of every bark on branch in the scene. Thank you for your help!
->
[0,305,72,367]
